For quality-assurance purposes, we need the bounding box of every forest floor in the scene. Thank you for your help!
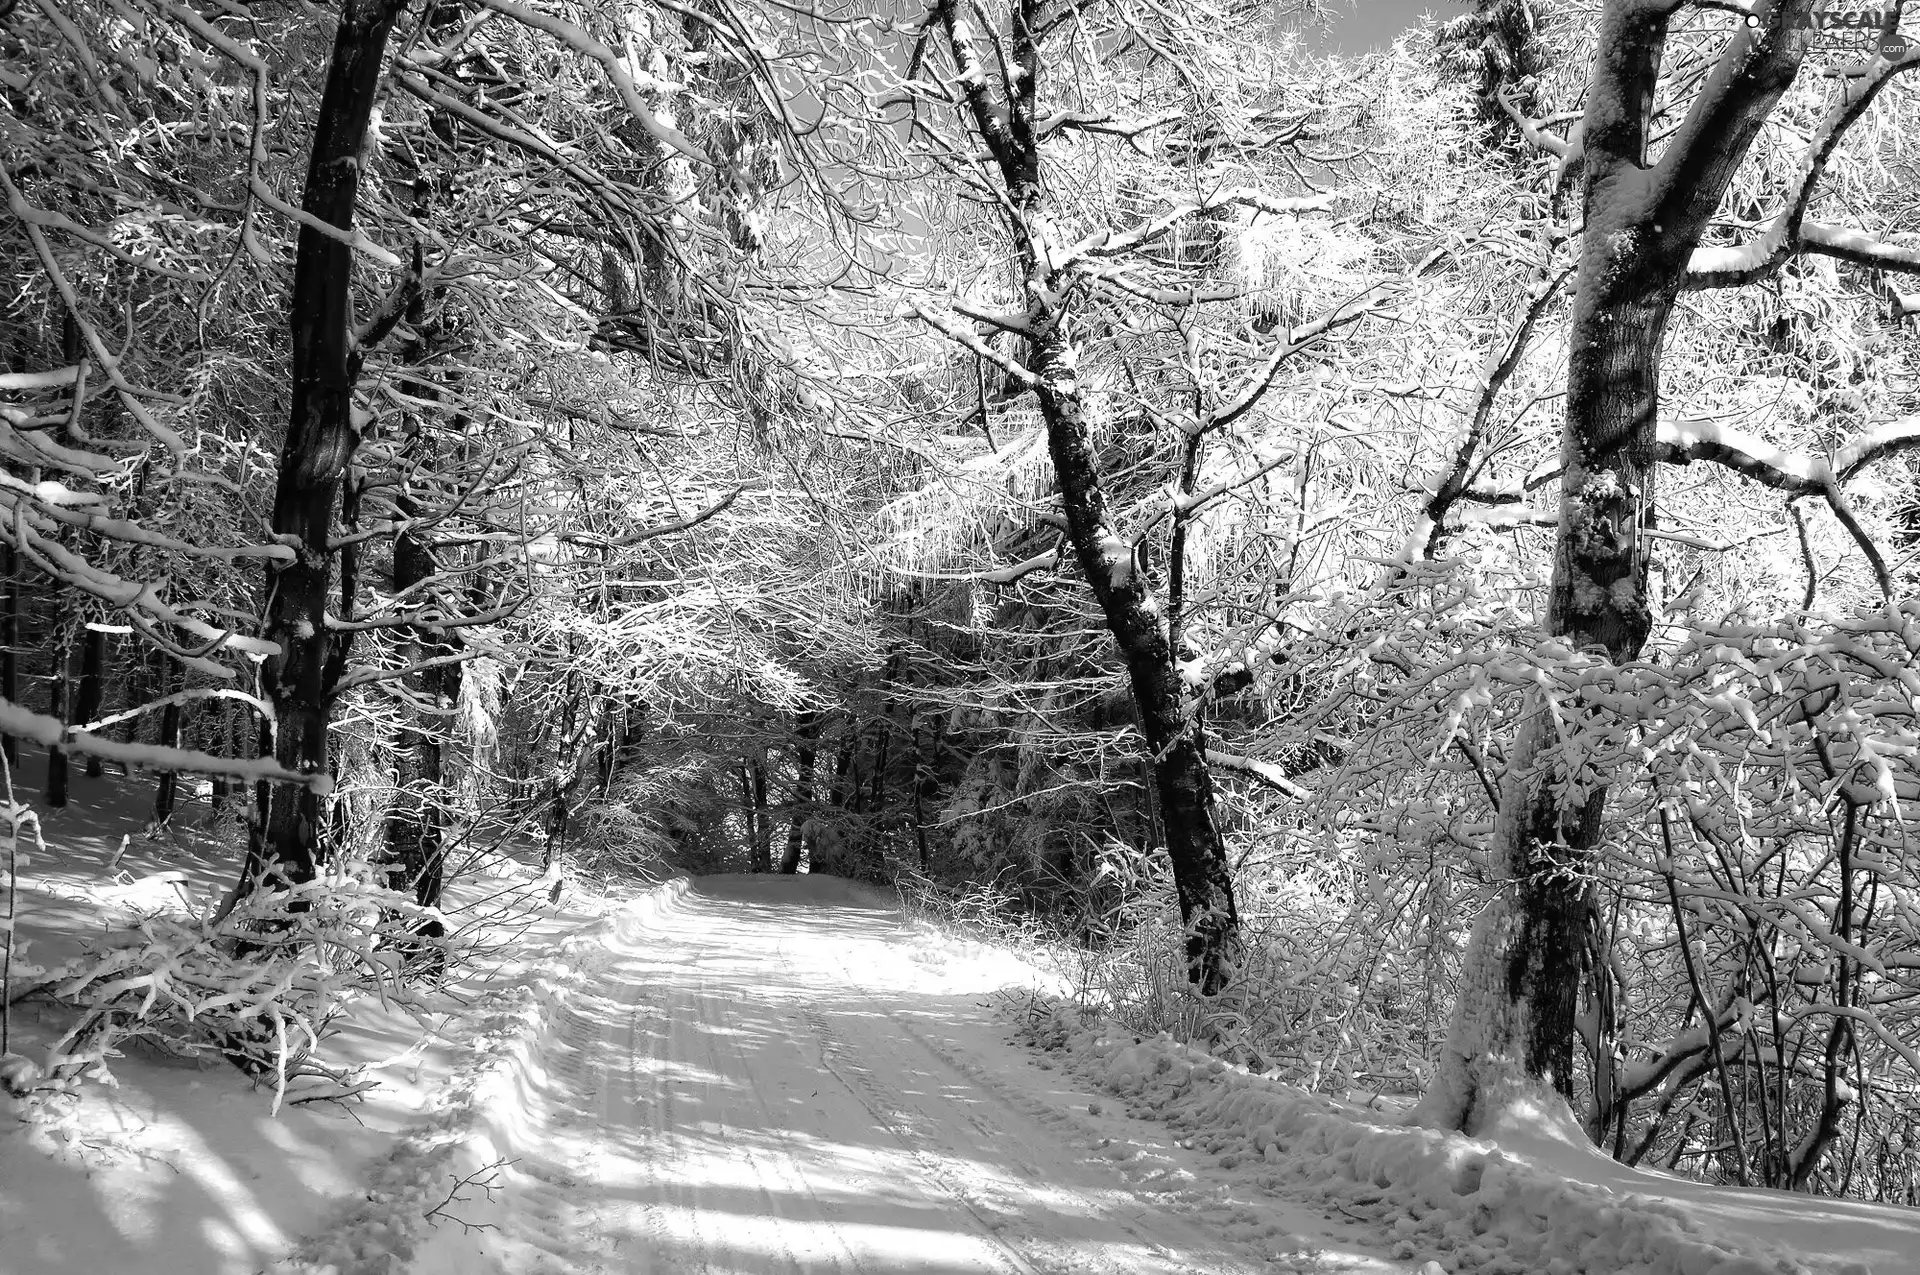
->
[3,776,1920,1274]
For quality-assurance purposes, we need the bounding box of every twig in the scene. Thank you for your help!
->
[423,1157,518,1233]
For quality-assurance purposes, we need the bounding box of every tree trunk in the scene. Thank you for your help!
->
[828,731,854,805]
[246,0,416,893]
[748,753,772,872]
[153,662,181,827]
[911,717,934,873]
[74,625,105,779]
[1419,0,1810,1135]
[382,509,461,920]
[44,627,69,808]
[779,709,819,874]
[1,546,17,770]
[598,704,621,794]
[543,675,585,884]
[738,763,762,869]
[209,702,233,811]
[1031,321,1241,993]
[928,0,1241,992]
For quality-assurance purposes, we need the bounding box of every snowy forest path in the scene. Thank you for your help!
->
[457,874,1409,1275]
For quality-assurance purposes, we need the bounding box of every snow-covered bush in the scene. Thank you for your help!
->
[14,865,444,1113]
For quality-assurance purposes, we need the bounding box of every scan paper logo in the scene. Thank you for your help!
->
[1747,8,1912,60]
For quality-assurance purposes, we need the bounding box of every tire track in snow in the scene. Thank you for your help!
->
[470,877,1397,1275]
[800,1006,1049,1275]
[803,964,1259,1275]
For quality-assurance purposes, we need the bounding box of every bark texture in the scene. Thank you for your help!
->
[748,753,772,873]
[44,629,68,807]
[1,546,15,768]
[1420,0,1812,1134]
[931,0,1241,992]
[1031,323,1242,993]
[248,0,416,889]
[382,510,462,917]
[74,626,105,779]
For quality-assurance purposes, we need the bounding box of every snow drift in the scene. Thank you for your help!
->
[1023,1003,1909,1275]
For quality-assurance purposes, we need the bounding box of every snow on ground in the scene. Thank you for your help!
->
[1022,1004,1920,1275]
[9,797,1917,1275]
[0,771,613,1275]
[394,873,1413,1274]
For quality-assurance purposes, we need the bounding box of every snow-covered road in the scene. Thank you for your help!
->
[422,875,1401,1275]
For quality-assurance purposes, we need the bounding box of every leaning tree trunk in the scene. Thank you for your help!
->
[1418,0,1809,1134]
[779,709,820,874]
[246,0,416,892]
[928,0,1240,992]
[1032,322,1242,994]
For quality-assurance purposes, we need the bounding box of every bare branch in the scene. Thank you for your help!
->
[1204,749,1305,800]
[1686,42,1920,287]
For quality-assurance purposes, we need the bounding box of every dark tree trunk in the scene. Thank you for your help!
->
[867,721,890,814]
[930,0,1240,992]
[543,676,584,880]
[247,0,417,893]
[911,718,935,873]
[779,709,820,874]
[153,661,181,826]
[807,725,854,874]
[1421,0,1812,1135]
[382,509,461,920]
[1030,321,1241,993]
[737,763,761,869]
[599,704,621,795]
[748,753,772,872]
[1,546,17,769]
[44,629,68,807]
[383,173,466,924]
[74,624,105,779]
[831,730,858,812]
[209,703,234,810]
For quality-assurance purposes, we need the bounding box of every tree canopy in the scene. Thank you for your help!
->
[6,0,1920,1201]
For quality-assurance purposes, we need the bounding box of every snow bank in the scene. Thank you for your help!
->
[1023,1004,1881,1275]
[266,877,693,1275]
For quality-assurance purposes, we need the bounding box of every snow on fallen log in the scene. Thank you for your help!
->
[1022,1003,1905,1275]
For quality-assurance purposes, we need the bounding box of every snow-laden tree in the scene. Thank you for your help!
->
[837,0,1420,992]
[1416,0,1920,1145]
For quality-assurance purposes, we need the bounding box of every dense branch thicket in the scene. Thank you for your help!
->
[5,0,1920,1202]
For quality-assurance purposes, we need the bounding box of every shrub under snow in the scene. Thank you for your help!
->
[1019,1001,1842,1275]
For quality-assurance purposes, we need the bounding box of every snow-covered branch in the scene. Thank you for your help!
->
[1208,284,1389,431]
[1655,416,1909,596]
[0,696,324,789]
[1658,415,1920,490]
[907,301,1040,387]
[1204,749,1305,800]
[1402,262,1571,562]
[473,0,707,162]
[1059,188,1333,268]
[1035,107,1182,143]
[1684,40,1920,288]
[557,483,754,549]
